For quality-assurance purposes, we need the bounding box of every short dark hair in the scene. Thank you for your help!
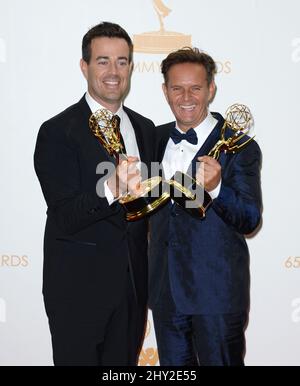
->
[82,22,133,64]
[161,47,217,85]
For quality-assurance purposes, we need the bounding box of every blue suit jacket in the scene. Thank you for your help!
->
[148,113,262,314]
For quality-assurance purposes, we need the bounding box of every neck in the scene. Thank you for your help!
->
[177,110,209,132]
[88,90,121,114]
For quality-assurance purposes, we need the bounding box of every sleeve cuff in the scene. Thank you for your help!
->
[208,179,222,200]
[104,180,117,206]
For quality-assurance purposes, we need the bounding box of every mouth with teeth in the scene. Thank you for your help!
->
[103,78,120,89]
[180,104,196,112]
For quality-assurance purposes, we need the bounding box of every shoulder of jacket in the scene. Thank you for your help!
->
[123,106,155,127]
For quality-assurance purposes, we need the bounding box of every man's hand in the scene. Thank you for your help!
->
[196,156,221,192]
[107,156,142,198]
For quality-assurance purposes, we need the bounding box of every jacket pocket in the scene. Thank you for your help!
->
[56,238,96,246]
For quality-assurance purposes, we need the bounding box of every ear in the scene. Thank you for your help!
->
[208,80,216,102]
[80,58,88,80]
[129,61,133,74]
[162,83,169,104]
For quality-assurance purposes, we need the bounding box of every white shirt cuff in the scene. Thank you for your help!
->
[208,179,221,200]
[104,180,117,206]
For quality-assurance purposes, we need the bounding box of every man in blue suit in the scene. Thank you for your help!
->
[149,47,262,366]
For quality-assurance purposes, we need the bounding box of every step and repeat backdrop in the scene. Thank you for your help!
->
[0,0,300,366]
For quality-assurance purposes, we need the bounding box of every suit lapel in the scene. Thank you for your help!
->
[157,115,225,178]
[127,111,145,162]
[123,107,148,166]
[157,122,175,163]
[78,94,91,117]
[188,112,225,177]
[78,95,116,163]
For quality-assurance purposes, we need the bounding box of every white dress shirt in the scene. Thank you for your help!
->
[85,92,140,204]
[162,112,221,199]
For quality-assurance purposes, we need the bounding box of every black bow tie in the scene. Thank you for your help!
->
[170,127,198,145]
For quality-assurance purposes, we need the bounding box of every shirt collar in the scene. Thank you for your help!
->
[193,111,218,139]
[85,91,124,120]
[174,111,218,146]
[176,111,216,134]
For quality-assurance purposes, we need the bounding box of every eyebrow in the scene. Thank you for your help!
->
[95,56,129,61]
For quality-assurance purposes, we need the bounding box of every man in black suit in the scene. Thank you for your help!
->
[34,22,155,366]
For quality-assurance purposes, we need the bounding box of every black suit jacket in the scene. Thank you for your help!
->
[34,96,155,311]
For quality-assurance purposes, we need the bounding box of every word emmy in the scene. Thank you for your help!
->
[133,60,232,74]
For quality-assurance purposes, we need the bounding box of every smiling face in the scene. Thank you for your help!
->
[80,37,132,113]
[163,62,215,132]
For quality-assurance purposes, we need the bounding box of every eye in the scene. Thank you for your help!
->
[97,59,108,65]
[118,59,128,66]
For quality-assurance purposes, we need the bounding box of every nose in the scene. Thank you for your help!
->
[108,61,118,74]
[182,89,191,101]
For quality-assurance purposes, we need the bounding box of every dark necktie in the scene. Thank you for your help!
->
[170,127,198,145]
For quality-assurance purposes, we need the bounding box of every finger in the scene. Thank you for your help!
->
[198,155,217,165]
[127,156,139,163]
[128,175,142,195]
[196,168,205,180]
[197,166,215,184]
[197,161,205,174]
[117,160,128,173]
[202,162,221,177]
[119,159,128,166]
[128,174,141,187]
[195,171,205,186]
[127,163,140,174]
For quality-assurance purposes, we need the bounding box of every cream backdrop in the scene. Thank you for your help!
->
[0,0,300,366]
